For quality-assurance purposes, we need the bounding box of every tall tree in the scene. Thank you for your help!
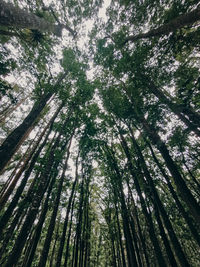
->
[0,0,75,37]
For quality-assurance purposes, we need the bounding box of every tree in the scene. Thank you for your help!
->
[0,0,75,37]
[0,0,200,266]
[123,7,200,44]
[0,71,68,172]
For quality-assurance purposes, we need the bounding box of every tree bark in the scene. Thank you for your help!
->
[0,103,63,208]
[123,7,200,44]
[105,146,138,267]
[140,117,200,224]
[3,162,53,267]
[22,172,57,267]
[115,204,127,267]
[119,134,167,267]
[0,104,62,235]
[3,121,67,267]
[127,184,150,267]
[63,190,76,267]
[0,71,68,173]
[147,140,200,246]
[142,75,200,137]
[55,152,79,267]
[0,0,64,36]
[74,174,85,267]
[128,127,190,266]
[38,137,72,267]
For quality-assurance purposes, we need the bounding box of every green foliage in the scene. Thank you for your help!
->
[0,1,200,266]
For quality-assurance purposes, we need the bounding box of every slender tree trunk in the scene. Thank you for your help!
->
[0,0,64,36]
[128,212,144,267]
[95,232,102,267]
[115,204,127,267]
[181,150,200,190]
[79,191,88,267]
[105,146,140,267]
[63,191,76,267]
[0,104,63,207]
[74,175,85,267]
[0,134,35,199]
[119,134,167,267]
[0,95,28,124]
[127,184,150,267]
[3,170,52,267]
[153,202,178,266]
[128,127,190,266]
[56,153,79,267]
[38,137,72,267]
[0,202,26,259]
[49,216,61,267]
[141,75,200,137]
[83,202,91,267]
[147,140,200,246]
[123,7,200,44]
[0,71,68,172]
[104,208,117,267]
[22,171,57,267]
[3,126,65,267]
[140,116,200,224]
[0,104,62,234]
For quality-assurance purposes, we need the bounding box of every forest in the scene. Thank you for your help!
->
[0,0,200,266]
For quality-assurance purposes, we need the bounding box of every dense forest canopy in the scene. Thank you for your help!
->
[0,0,200,266]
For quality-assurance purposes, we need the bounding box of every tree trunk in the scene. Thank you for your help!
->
[147,140,200,246]
[140,116,200,224]
[127,183,150,267]
[0,103,63,208]
[0,202,26,260]
[119,134,167,267]
[49,216,61,267]
[123,7,200,44]
[142,75,200,137]
[22,171,57,267]
[55,152,79,267]
[83,201,91,267]
[115,204,127,267]
[0,71,68,173]
[38,137,72,267]
[63,190,76,267]
[153,203,178,266]
[0,105,62,234]
[128,127,190,266]
[3,126,65,267]
[104,207,117,267]
[74,174,85,267]
[0,133,35,199]
[3,168,52,267]
[0,95,28,124]
[0,0,64,36]
[105,145,138,267]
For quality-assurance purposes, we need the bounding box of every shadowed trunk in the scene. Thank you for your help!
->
[147,140,200,247]
[142,75,200,137]
[55,153,79,267]
[0,72,68,173]
[119,133,167,267]
[123,7,200,44]
[0,0,63,36]
[38,138,72,267]
[140,116,200,224]
[0,102,63,208]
